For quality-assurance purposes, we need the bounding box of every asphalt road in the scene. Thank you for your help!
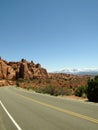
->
[0,86,98,130]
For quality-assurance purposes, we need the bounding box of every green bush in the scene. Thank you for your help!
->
[75,86,87,97]
[17,78,24,83]
[27,86,33,90]
[16,82,20,87]
[87,76,98,102]
[35,85,54,95]
[35,85,72,96]
[54,88,65,96]
[35,87,44,93]
[42,85,55,95]
[54,88,72,96]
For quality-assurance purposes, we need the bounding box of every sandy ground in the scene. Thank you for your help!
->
[62,95,88,101]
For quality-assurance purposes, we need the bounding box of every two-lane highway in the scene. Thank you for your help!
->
[0,86,98,130]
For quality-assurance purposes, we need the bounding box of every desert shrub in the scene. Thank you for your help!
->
[64,89,72,96]
[27,86,33,90]
[16,78,25,87]
[43,85,55,95]
[35,87,44,93]
[17,78,24,83]
[51,88,62,96]
[35,85,72,96]
[54,88,65,96]
[75,86,87,97]
[87,76,98,102]
[54,88,72,96]
[16,81,20,87]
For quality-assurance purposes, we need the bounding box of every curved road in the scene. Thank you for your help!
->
[0,86,98,130]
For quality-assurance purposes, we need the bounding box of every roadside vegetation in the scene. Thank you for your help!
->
[35,85,72,96]
[74,85,87,98]
[87,75,98,102]
[74,75,98,102]
[16,78,72,96]
[16,75,98,102]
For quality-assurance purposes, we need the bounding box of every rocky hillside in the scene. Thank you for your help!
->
[0,57,90,95]
[0,57,48,80]
[48,73,89,89]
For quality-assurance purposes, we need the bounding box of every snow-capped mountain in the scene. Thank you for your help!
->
[55,68,98,75]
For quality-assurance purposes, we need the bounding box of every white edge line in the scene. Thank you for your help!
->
[0,100,22,130]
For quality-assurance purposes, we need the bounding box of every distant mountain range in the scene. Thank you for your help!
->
[55,68,98,75]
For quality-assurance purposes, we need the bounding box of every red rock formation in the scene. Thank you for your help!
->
[0,58,15,79]
[0,57,48,80]
[0,59,7,79]
[0,57,89,91]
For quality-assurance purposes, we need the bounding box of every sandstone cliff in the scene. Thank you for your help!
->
[0,57,48,80]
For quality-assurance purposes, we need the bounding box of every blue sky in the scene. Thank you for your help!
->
[0,0,98,72]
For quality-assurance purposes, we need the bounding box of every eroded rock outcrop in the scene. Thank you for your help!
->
[0,58,15,79]
[0,57,48,80]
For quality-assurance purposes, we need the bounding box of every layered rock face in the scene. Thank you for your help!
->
[0,58,15,79]
[0,57,48,80]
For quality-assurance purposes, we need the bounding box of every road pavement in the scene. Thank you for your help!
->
[0,86,98,130]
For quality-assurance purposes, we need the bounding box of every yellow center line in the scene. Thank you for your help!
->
[15,91,98,124]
